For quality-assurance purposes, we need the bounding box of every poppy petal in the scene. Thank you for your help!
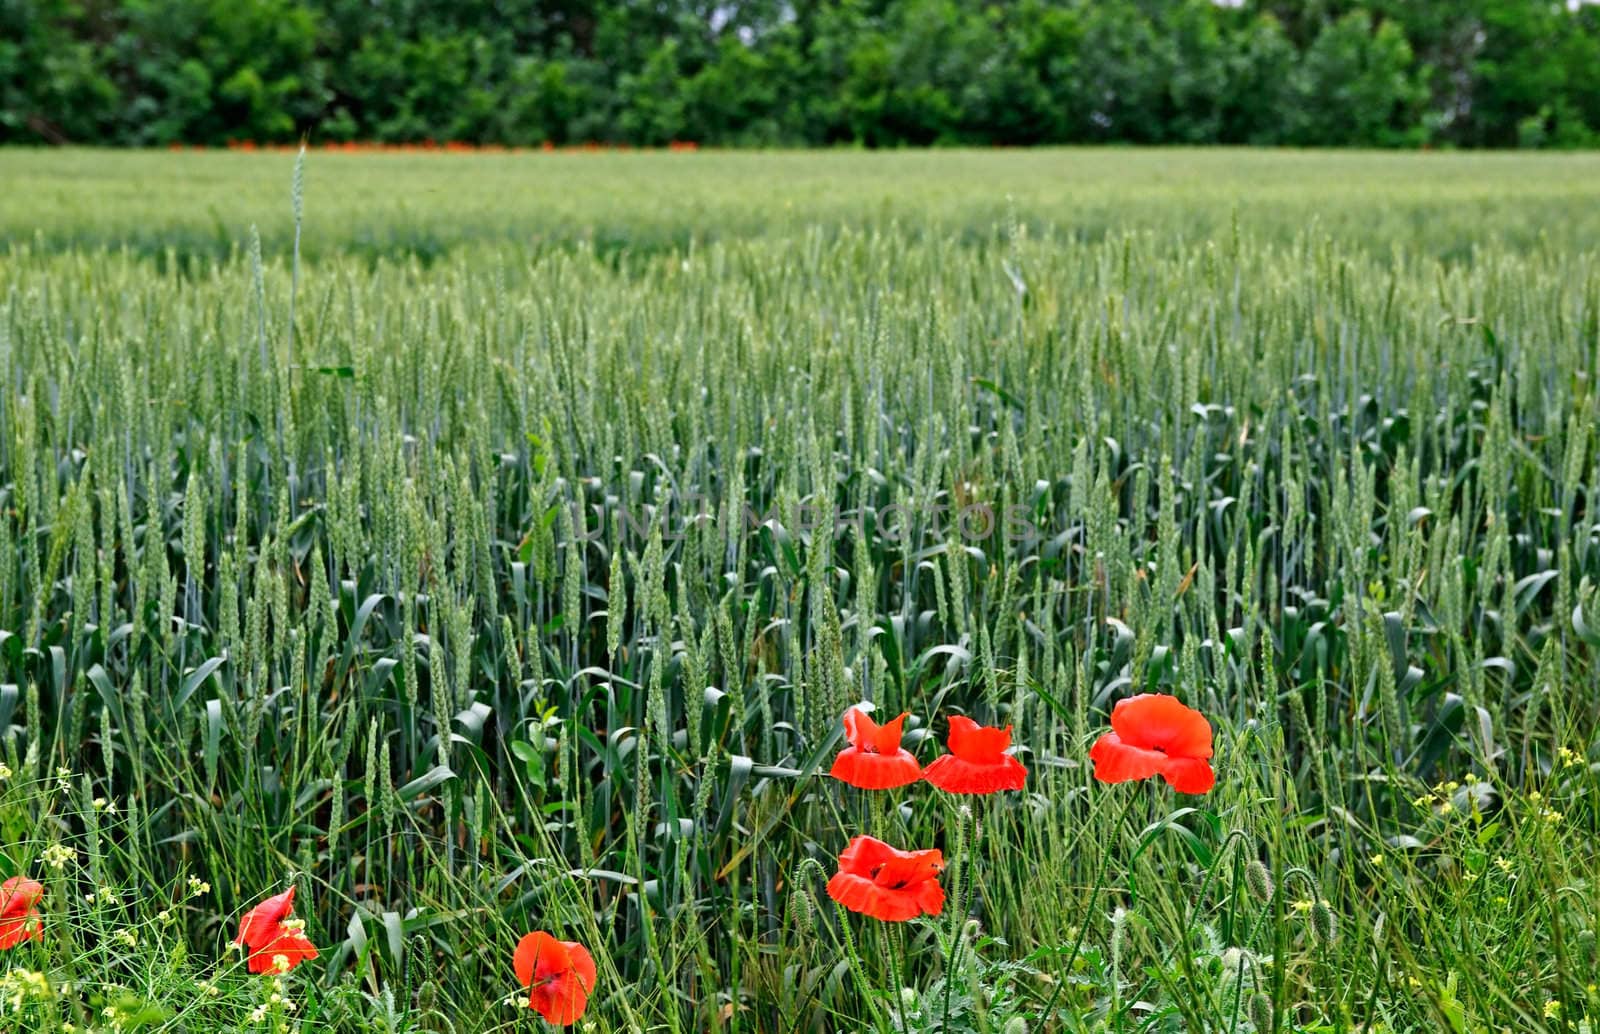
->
[1161,756,1216,794]
[865,712,909,754]
[825,871,879,915]
[835,835,897,877]
[826,872,934,922]
[515,931,570,988]
[874,848,944,888]
[563,941,598,994]
[829,747,923,789]
[516,934,596,1024]
[826,836,944,922]
[0,912,41,950]
[911,878,946,918]
[945,716,1012,761]
[1088,732,1167,784]
[1109,695,1212,758]
[0,877,43,918]
[235,887,297,950]
[841,706,878,749]
[237,921,280,952]
[247,931,319,973]
[843,707,910,755]
[531,979,590,1025]
[922,753,1027,794]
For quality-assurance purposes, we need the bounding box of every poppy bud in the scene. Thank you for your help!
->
[786,887,816,937]
[1003,1019,1029,1034]
[1311,900,1338,944]
[1245,859,1274,903]
[1217,946,1255,990]
[1248,993,1273,1032]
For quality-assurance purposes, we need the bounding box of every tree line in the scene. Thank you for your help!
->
[4,0,1599,149]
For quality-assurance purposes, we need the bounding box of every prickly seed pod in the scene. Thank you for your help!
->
[1245,859,1274,903]
[1311,899,1338,944]
[1002,1019,1029,1034]
[1248,993,1273,1032]
[786,885,816,937]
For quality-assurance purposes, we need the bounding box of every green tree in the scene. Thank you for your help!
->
[1160,0,1231,143]
[112,0,323,144]
[1294,9,1425,146]
[1464,0,1589,147]
[1220,13,1300,144]
[0,1,119,143]
[1072,0,1175,143]
[3,0,1598,149]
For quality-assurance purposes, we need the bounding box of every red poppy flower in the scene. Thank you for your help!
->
[921,716,1028,794]
[233,886,319,974]
[829,707,923,789]
[825,835,945,922]
[515,931,597,1025]
[0,876,43,950]
[1089,693,1214,794]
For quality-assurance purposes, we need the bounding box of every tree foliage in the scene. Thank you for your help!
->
[4,0,1599,147]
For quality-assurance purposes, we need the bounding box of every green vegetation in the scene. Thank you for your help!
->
[6,0,1600,149]
[7,147,1600,262]
[0,147,1598,1032]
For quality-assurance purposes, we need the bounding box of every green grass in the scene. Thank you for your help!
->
[0,147,1597,1033]
[6,147,1600,261]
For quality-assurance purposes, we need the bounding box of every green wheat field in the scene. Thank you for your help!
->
[1,147,1598,1033]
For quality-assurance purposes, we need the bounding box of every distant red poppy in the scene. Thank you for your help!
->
[0,876,43,949]
[922,716,1028,794]
[515,931,597,1025]
[826,835,945,922]
[829,707,923,789]
[1089,694,1214,794]
[233,886,319,974]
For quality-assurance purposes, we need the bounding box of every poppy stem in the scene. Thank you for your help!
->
[940,802,975,1028]
[832,899,892,1034]
[1037,790,1140,1026]
[887,926,909,1032]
